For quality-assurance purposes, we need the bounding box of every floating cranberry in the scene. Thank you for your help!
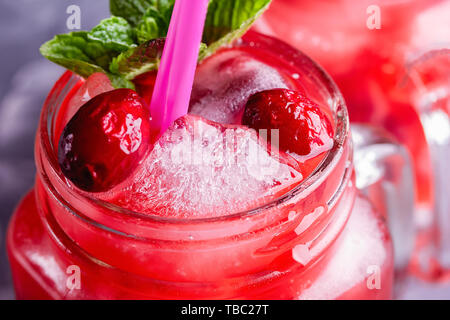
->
[58,89,151,192]
[242,89,334,156]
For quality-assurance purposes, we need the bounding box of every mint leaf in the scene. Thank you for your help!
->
[202,0,271,57]
[110,0,167,26]
[88,17,136,52]
[40,17,138,88]
[111,0,174,44]
[110,0,151,26]
[40,32,111,77]
[40,31,135,89]
[107,73,136,89]
[198,43,209,61]
[135,2,174,44]
[135,11,164,43]
[110,38,165,79]
[40,18,134,75]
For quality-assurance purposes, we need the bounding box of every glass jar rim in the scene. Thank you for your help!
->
[38,32,349,226]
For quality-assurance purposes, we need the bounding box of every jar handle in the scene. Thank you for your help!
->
[351,124,415,270]
[408,49,450,273]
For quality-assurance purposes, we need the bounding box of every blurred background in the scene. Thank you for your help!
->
[0,0,110,299]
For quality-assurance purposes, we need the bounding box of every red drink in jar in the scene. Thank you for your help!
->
[7,31,394,299]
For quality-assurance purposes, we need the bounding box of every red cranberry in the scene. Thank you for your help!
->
[242,89,334,156]
[58,89,151,192]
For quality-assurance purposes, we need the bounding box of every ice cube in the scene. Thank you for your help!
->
[189,50,288,125]
[104,115,303,218]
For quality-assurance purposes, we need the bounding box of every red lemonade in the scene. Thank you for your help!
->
[7,31,393,299]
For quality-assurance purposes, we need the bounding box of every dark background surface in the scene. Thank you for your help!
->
[0,0,109,299]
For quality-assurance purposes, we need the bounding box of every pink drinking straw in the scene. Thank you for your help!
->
[149,0,210,135]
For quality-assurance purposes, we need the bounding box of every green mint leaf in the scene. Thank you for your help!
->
[110,38,165,79]
[135,13,163,43]
[110,0,152,26]
[40,31,111,78]
[107,73,136,89]
[135,2,174,44]
[198,43,209,61]
[111,1,174,44]
[88,17,136,52]
[40,24,135,89]
[201,0,271,57]
[110,0,173,26]
[135,9,167,44]
[40,18,134,75]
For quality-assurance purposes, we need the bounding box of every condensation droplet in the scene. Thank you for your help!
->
[295,206,324,235]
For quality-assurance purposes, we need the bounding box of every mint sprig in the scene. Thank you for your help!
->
[40,0,272,89]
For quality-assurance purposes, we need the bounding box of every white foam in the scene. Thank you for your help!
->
[189,50,288,124]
